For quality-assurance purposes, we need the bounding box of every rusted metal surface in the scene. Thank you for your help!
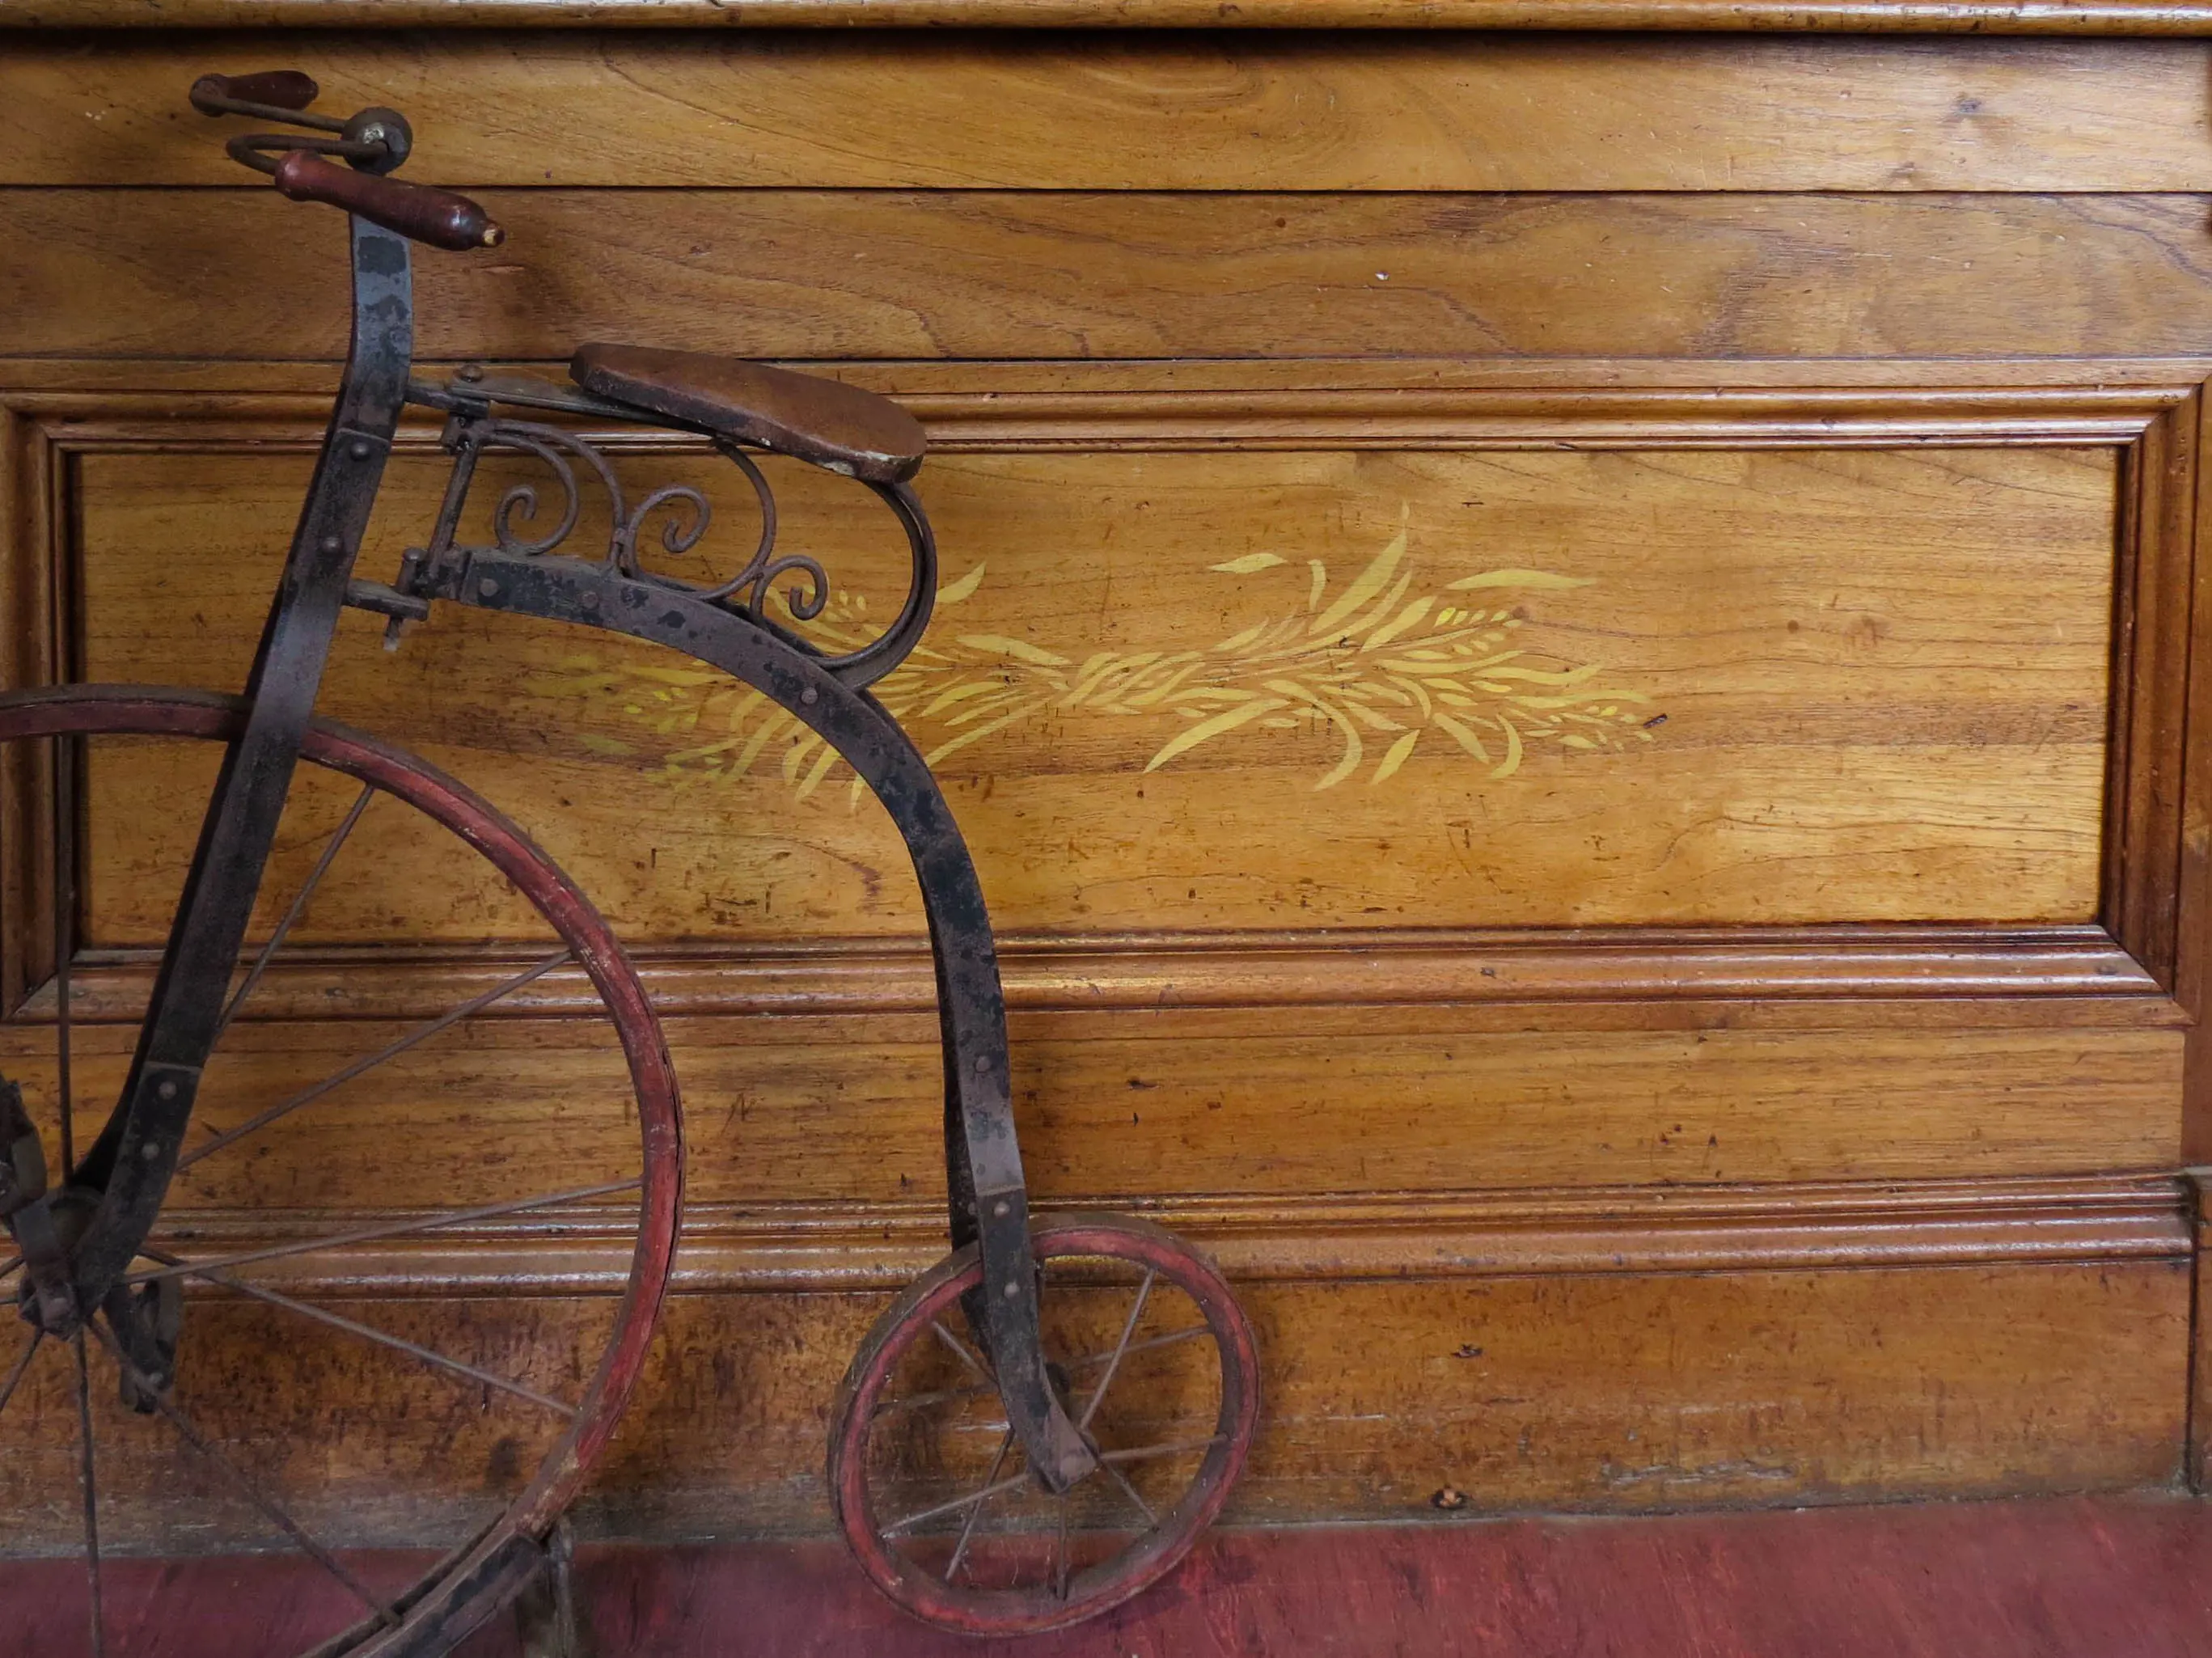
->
[404,370,938,689]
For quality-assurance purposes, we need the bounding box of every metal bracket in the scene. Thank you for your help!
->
[514,1518,594,1658]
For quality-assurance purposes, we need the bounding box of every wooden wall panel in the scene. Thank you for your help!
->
[0,1013,2180,1215]
[2,1261,2185,1550]
[11,36,2212,192]
[6,23,2212,1547]
[70,441,2117,937]
[15,191,2212,362]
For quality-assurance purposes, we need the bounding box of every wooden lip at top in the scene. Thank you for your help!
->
[15,0,2212,32]
[23,36,2212,195]
[29,925,2172,1024]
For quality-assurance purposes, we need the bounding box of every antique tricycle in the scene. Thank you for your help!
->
[0,72,1258,1654]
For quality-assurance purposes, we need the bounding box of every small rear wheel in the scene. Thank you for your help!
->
[828,1212,1258,1636]
[0,687,682,1657]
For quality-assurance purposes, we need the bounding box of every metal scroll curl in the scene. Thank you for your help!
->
[423,415,937,690]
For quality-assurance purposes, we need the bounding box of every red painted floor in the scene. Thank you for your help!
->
[11,1495,2212,1655]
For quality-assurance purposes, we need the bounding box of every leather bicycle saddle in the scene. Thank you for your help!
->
[570,344,927,484]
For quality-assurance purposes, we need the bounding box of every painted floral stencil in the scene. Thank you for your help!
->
[525,526,1660,804]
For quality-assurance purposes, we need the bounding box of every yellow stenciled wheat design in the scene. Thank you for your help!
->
[521,529,1659,801]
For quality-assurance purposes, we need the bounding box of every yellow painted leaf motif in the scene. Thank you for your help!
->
[1144,696,1291,772]
[1373,730,1421,784]
[541,522,1659,798]
[1446,569,1597,590]
[937,562,988,604]
[956,634,1069,667]
[1309,530,1406,638]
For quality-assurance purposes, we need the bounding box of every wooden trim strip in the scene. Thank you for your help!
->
[150,1174,2192,1299]
[8,359,2210,398]
[32,925,2172,1024]
[13,2,2212,34]
[17,385,2183,457]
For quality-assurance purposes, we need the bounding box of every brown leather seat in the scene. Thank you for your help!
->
[569,344,926,484]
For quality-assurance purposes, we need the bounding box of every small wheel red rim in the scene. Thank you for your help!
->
[828,1212,1258,1636]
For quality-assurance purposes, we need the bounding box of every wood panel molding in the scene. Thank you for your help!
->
[26,925,2174,1026]
[13,1,2212,34]
[2,377,2196,1021]
[150,1173,2191,1298]
[7,382,2190,450]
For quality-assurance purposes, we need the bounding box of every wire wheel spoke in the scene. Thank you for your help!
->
[53,731,76,1176]
[883,1467,1037,1537]
[72,1330,104,1658]
[1098,1434,1228,1466]
[0,696,682,1656]
[941,1428,1014,1586]
[873,1322,1212,1421]
[126,1177,641,1285]
[181,948,572,1169]
[0,1326,44,1419]
[929,1318,996,1386]
[85,1317,398,1627]
[215,783,378,1037]
[1099,1456,1157,1526]
[1077,1269,1153,1435]
[143,1249,576,1419]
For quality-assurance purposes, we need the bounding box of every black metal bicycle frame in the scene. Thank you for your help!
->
[48,218,414,1326]
[36,213,1096,1490]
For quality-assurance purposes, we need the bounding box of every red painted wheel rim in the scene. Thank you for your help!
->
[0,687,683,1657]
[828,1212,1259,1636]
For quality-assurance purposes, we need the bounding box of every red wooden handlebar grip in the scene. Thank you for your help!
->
[192,70,319,114]
[273,151,505,252]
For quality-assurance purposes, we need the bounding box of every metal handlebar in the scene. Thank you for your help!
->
[192,70,503,252]
[273,152,505,252]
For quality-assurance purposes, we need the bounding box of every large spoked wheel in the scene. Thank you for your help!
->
[828,1212,1258,1636]
[0,687,681,1657]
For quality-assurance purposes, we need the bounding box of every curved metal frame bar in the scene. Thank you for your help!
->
[401,386,938,692]
[413,540,1095,1491]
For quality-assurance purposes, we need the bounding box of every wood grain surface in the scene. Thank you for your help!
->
[6,22,2212,1546]
[0,1258,2185,1550]
[67,442,2118,935]
[0,1011,2179,1212]
[13,0,2212,33]
[17,191,2212,362]
[12,36,2212,192]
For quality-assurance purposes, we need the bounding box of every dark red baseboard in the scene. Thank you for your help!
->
[8,1495,2212,1656]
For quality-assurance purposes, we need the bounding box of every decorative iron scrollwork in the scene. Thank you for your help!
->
[404,388,936,690]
